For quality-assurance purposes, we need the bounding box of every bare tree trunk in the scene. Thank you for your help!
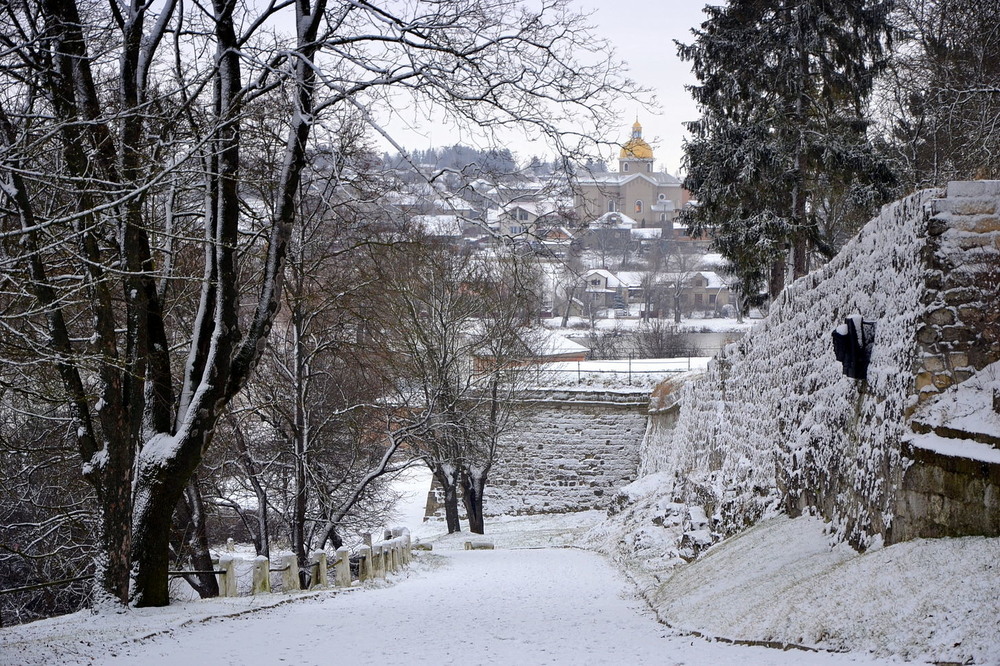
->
[433,464,462,534]
[460,468,487,535]
[173,476,219,598]
[232,419,270,558]
[769,255,786,301]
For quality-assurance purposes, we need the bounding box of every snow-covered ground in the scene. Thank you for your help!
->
[2,469,995,664]
[645,515,1000,664]
[2,511,906,666]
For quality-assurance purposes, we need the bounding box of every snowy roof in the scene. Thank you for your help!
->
[582,268,642,290]
[433,196,475,211]
[533,329,590,357]
[631,228,662,240]
[502,200,560,217]
[615,271,645,288]
[591,211,638,229]
[659,271,727,289]
[578,171,682,187]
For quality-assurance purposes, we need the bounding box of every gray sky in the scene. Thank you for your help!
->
[379,1,711,177]
[586,0,710,176]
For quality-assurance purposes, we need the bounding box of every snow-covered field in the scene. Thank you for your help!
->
[7,506,993,665]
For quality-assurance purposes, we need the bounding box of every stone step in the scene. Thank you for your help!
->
[928,196,998,217]
[946,180,1000,198]
[911,419,1000,451]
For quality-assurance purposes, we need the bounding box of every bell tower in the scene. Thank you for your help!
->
[619,120,654,173]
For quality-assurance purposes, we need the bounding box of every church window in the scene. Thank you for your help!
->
[607,199,617,213]
[623,163,629,172]
[634,200,643,214]
[647,163,652,172]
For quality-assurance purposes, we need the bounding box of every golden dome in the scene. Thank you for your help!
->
[620,121,653,160]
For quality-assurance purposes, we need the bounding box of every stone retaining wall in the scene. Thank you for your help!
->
[914,181,1000,402]
[894,442,1000,539]
[485,389,648,515]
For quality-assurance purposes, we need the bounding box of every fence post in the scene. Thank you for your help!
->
[358,545,372,582]
[310,551,328,588]
[251,556,270,595]
[217,555,237,597]
[373,544,386,579]
[392,527,411,564]
[334,547,351,587]
[281,553,299,592]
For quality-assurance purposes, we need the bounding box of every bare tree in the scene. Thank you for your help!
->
[0,0,637,607]
[883,0,1000,187]
[370,238,539,534]
[661,242,708,324]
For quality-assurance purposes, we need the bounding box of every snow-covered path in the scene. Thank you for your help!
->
[22,545,896,666]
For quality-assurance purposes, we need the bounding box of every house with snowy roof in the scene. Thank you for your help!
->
[497,201,567,240]
[580,268,642,312]
[651,270,732,317]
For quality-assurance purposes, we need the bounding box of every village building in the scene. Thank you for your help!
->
[574,121,691,234]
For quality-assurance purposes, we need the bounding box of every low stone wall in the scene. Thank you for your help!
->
[465,389,645,516]
[894,442,1000,540]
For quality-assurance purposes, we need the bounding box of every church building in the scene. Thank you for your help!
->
[574,121,690,231]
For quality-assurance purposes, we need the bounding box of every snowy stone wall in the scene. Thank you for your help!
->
[635,190,936,549]
[626,183,1000,552]
[485,389,648,516]
[913,181,1000,401]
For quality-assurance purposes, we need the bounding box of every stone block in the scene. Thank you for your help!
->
[947,180,1000,198]
[955,233,996,250]
[915,372,935,392]
[251,556,270,595]
[943,287,980,305]
[927,308,955,326]
[916,324,940,344]
[334,547,351,587]
[926,215,949,236]
[935,198,998,216]
[954,370,975,383]
[922,355,945,372]
[941,326,974,343]
[948,351,970,368]
[932,373,954,390]
[972,216,1000,233]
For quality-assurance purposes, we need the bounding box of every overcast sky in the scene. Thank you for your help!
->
[379,1,712,177]
[585,0,710,176]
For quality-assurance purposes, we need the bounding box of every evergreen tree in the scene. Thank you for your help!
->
[679,1,897,300]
